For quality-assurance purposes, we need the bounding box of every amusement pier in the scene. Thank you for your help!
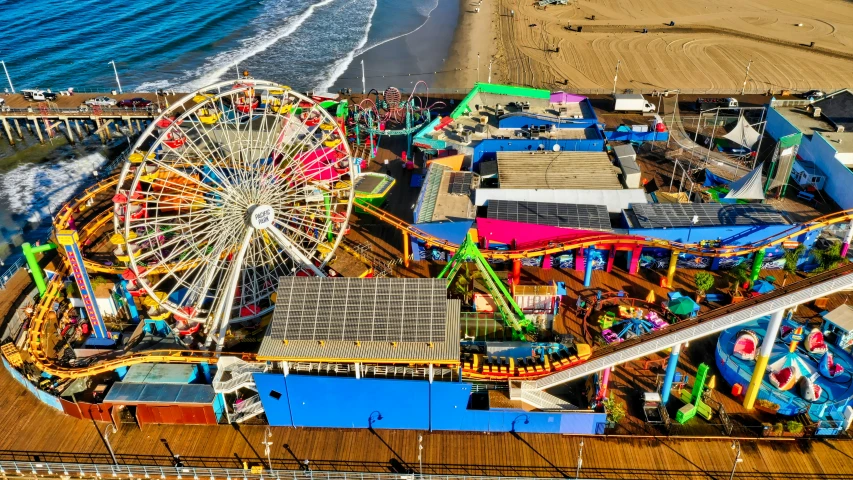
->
[3,78,853,479]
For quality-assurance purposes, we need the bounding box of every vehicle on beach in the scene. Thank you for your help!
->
[84,96,117,106]
[21,89,57,101]
[802,90,825,100]
[117,97,152,108]
[695,97,739,111]
[613,94,656,113]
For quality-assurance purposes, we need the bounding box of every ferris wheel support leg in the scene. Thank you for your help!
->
[841,220,853,258]
[207,227,255,352]
[267,226,325,277]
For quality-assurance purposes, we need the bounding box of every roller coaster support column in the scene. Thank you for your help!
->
[661,343,682,404]
[743,309,785,409]
[575,248,585,272]
[542,253,551,270]
[583,247,594,288]
[842,220,853,258]
[22,242,57,296]
[402,231,410,268]
[628,246,642,275]
[665,250,678,288]
[605,246,616,273]
[511,259,522,285]
[750,249,766,282]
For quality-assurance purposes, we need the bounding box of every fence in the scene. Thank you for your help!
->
[0,460,579,480]
[0,256,25,290]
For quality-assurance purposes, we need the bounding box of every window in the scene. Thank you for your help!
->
[269,390,282,400]
[812,176,820,183]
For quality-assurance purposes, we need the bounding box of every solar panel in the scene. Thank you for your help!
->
[448,172,473,195]
[487,200,611,231]
[270,277,448,343]
[629,203,788,228]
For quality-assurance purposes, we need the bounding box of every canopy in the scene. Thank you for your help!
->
[121,267,145,280]
[550,91,586,104]
[724,164,765,200]
[723,115,761,149]
[752,279,775,294]
[702,169,730,188]
[668,296,699,315]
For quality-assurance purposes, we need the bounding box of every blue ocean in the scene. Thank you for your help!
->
[0,0,449,253]
[0,0,440,92]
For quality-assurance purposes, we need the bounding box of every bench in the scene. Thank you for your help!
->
[705,293,725,303]
[797,191,815,202]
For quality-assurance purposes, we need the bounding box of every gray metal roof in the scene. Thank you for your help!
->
[486,200,611,231]
[626,203,789,228]
[258,277,460,363]
[103,382,215,405]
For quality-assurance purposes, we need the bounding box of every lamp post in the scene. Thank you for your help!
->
[741,60,752,96]
[686,215,699,243]
[261,427,274,474]
[108,60,123,94]
[103,424,119,465]
[417,435,423,478]
[510,414,529,433]
[368,411,383,429]
[0,60,14,93]
[575,439,584,479]
[729,441,743,480]
[612,59,620,94]
[477,53,480,84]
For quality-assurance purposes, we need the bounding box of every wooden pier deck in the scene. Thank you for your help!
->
[1,364,853,479]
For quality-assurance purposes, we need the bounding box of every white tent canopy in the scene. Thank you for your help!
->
[724,163,765,200]
[723,115,761,149]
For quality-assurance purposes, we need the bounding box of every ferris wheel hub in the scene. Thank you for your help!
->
[247,204,274,230]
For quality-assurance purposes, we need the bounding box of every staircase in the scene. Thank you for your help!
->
[213,358,267,394]
[231,394,265,423]
[510,383,578,411]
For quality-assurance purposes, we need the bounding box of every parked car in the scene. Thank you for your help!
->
[84,96,117,107]
[802,90,825,100]
[21,89,57,101]
[117,97,152,108]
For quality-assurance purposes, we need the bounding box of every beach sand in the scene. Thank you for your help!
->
[450,0,853,93]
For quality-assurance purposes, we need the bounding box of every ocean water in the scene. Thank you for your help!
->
[0,0,446,252]
[0,0,441,92]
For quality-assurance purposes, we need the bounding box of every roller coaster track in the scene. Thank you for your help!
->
[354,199,853,259]
[25,174,853,379]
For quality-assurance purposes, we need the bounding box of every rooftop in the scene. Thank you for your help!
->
[496,151,622,189]
[813,89,853,132]
[625,203,790,229]
[103,383,215,405]
[415,163,476,223]
[258,277,460,363]
[775,104,853,154]
[486,200,611,231]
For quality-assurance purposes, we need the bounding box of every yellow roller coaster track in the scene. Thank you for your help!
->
[354,199,853,260]
[27,172,853,378]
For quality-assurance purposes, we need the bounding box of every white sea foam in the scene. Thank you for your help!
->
[178,0,338,91]
[316,0,441,91]
[0,152,107,223]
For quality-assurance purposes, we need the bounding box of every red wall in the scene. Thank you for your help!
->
[133,404,217,426]
[60,398,113,422]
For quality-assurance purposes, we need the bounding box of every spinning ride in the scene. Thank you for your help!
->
[351,82,446,158]
[114,80,355,350]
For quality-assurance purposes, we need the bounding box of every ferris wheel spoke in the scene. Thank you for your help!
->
[207,226,255,348]
[265,225,323,275]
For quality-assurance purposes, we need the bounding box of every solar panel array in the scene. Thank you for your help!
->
[629,203,789,228]
[487,200,611,230]
[448,172,474,195]
[270,277,447,343]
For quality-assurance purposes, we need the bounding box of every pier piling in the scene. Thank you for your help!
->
[1,118,14,145]
[63,118,75,144]
[31,118,44,144]
[11,118,23,139]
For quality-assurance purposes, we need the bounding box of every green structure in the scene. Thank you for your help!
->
[353,173,396,214]
[438,234,532,334]
[22,241,57,296]
[676,362,713,424]
[750,248,766,282]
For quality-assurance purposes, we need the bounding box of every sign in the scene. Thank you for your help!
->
[250,467,264,474]
[57,231,106,339]
[782,241,800,249]
[791,334,804,342]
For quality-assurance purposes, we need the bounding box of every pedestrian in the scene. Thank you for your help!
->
[302,459,311,471]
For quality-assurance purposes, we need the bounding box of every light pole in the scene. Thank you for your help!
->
[0,60,14,93]
[103,423,119,465]
[612,59,620,94]
[477,53,480,84]
[510,414,529,433]
[729,441,743,480]
[687,215,699,243]
[261,427,274,474]
[108,60,123,94]
[575,439,584,479]
[741,60,752,95]
[417,435,423,478]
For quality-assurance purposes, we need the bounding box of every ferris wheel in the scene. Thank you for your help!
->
[113,80,354,349]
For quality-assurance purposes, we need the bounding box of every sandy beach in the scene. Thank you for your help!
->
[442,0,853,93]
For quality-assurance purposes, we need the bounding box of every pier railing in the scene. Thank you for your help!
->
[0,256,25,291]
